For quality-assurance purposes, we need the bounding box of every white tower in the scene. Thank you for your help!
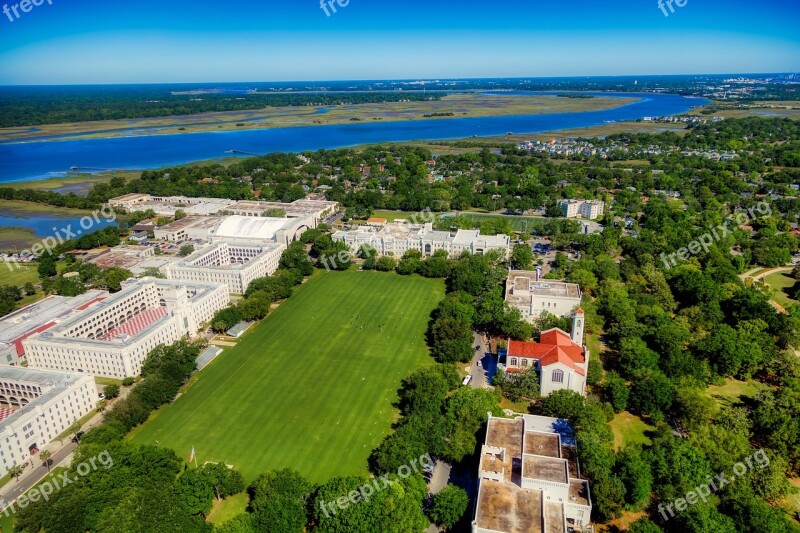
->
[571,309,585,346]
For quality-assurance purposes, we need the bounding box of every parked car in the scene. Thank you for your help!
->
[462,375,473,386]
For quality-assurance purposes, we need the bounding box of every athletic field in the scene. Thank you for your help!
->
[129,271,444,482]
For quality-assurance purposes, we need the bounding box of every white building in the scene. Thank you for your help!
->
[211,215,317,247]
[333,222,510,259]
[23,278,229,379]
[557,199,605,220]
[502,311,589,397]
[108,195,338,226]
[153,216,223,242]
[0,291,108,367]
[0,367,96,477]
[473,414,592,532]
[505,271,582,322]
[166,242,285,294]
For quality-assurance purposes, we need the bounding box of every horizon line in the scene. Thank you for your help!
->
[1,71,797,88]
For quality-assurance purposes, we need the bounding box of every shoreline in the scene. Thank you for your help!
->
[0,93,640,144]
[1,119,690,192]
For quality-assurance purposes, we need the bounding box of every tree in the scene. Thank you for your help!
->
[104,384,121,399]
[99,267,134,292]
[140,267,166,278]
[511,244,534,270]
[248,469,311,532]
[66,421,82,440]
[628,518,663,533]
[37,254,58,279]
[279,242,314,276]
[23,282,36,295]
[179,244,195,257]
[616,448,652,510]
[429,484,469,530]
[500,368,540,402]
[263,208,286,218]
[8,464,22,482]
[174,209,187,220]
[429,316,474,364]
[540,389,586,421]
[604,372,629,413]
[629,369,674,417]
[375,256,396,272]
[40,450,52,473]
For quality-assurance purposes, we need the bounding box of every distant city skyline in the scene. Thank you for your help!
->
[0,0,798,84]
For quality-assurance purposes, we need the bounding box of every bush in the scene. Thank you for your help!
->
[122,377,134,387]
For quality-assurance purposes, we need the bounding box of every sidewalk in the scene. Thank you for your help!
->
[0,382,132,506]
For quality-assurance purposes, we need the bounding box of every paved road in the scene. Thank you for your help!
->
[468,333,496,389]
[1,441,77,505]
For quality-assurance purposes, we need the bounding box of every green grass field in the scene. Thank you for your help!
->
[460,213,549,232]
[130,271,444,483]
[609,412,654,451]
[764,271,798,308]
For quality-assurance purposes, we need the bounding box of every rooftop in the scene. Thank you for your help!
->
[0,366,91,431]
[214,216,292,241]
[0,291,108,345]
[507,271,582,299]
[475,415,589,533]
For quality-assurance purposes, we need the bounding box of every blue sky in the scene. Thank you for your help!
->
[0,0,798,84]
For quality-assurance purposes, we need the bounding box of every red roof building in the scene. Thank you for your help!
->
[503,311,589,396]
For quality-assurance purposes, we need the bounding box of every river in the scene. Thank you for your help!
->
[0,92,706,184]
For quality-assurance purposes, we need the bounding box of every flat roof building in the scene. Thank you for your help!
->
[153,216,223,242]
[166,242,285,294]
[23,278,229,379]
[333,222,510,259]
[473,414,592,533]
[0,291,108,367]
[505,271,582,322]
[0,367,96,477]
[107,195,338,226]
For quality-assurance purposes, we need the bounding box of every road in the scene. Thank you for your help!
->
[468,333,496,389]
[1,441,77,505]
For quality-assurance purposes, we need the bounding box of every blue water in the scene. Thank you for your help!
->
[0,213,117,239]
[0,92,706,183]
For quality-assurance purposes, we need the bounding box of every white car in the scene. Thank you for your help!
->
[462,375,473,386]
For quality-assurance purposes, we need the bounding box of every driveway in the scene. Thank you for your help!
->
[468,333,496,388]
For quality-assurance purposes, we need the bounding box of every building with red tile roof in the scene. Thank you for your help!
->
[502,310,588,396]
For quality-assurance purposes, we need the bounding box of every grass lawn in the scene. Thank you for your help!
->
[370,210,430,223]
[609,412,654,451]
[703,378,767,407]
[764,272,798,308]
[129,270,444,483]
[459,213,549,233]
[2,264,41,287]
[207,492,250,527]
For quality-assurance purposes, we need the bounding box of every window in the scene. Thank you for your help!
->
[521,359,528,368]
[552,369,564,383]
[510,358,517,366]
